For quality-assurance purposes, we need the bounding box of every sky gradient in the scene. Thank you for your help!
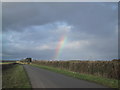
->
[2,2,118,60]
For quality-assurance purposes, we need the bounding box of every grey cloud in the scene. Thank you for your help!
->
[2,2,118,60]
[3,2,117,32]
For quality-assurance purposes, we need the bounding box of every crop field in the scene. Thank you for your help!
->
[2,59,119,88]
[32,60,120,80]
[0,60,16,64]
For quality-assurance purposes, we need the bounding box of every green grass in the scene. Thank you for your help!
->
[2,64,32,88]
[31,64,118,88]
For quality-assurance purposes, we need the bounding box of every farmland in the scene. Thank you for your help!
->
[32,60,120,80]
[0,60,16,64]
[2,59,120,88]
[29,60,119,88]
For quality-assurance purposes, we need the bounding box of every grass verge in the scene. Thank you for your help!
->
[31,64,118,88]
[2,64,31,88]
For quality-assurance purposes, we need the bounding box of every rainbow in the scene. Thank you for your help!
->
[54,34,67,60]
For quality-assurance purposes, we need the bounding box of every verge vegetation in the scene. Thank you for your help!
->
[31,64,118,88]
[32,60,119,80]
[2,64,31,88]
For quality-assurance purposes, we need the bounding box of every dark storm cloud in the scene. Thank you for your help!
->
[3,2,117,32]
[2,2,118,60]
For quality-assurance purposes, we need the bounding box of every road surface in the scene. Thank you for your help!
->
[24,64,108,88]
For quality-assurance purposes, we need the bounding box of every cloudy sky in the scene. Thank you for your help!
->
[2,2,118,60]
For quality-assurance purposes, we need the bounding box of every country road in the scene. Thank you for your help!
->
[23,64,108,88]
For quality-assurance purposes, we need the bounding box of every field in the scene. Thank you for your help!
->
[31,64,118,88]
[2,59,120,88]
[2,63,31,88]
[0,60,16,64]
[31,60,119,88]
[32,60,120,80]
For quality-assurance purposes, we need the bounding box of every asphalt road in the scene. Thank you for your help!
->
[23,65,108,88]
